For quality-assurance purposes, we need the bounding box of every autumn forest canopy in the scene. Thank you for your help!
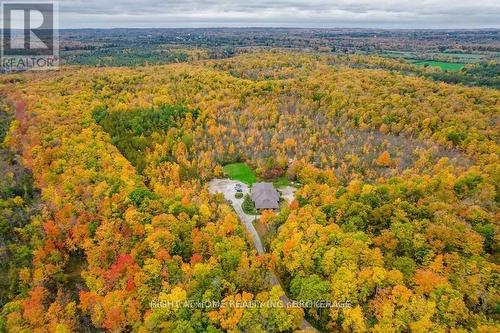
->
[0,50,498,332]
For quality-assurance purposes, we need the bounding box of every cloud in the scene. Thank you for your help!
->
[58,0,500,28]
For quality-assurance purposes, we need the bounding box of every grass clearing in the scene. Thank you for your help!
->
[223,163,256,184]
[410,60,465,71]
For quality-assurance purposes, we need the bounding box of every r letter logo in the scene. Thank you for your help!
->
[1,1,59,71]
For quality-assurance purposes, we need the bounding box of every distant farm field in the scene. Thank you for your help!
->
[411,60,465,71]
[223,163,257,184]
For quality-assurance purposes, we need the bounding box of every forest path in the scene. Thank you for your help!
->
[208,179,316,332]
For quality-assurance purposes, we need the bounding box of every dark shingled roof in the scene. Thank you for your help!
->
[251,182,279,209]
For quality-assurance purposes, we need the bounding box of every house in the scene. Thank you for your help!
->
[251,182,280,210]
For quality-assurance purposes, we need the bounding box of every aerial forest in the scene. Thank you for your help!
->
[0,51,498,332]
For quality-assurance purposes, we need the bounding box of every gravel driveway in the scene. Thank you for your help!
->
[208,178,315,331]
[208,179,263,254]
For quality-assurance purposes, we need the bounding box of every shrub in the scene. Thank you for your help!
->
[446,130,465,145]
[235,192,243,199]
[242,194,257,215]
[129,188,158,207]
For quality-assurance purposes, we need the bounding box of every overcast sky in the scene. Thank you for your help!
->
[57,0,499,29]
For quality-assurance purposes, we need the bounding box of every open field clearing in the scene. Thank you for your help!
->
[223,163,257,184]
[410,59,465,71]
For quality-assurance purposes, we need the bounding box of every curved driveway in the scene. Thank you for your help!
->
[208,179,316,332]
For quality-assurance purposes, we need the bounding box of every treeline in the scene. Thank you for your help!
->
[62,47,193,67]
[92,104,199,173]
[214,51,500,89]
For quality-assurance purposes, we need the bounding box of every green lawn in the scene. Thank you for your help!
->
[411,60,465,71]
[223,163,256,184]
